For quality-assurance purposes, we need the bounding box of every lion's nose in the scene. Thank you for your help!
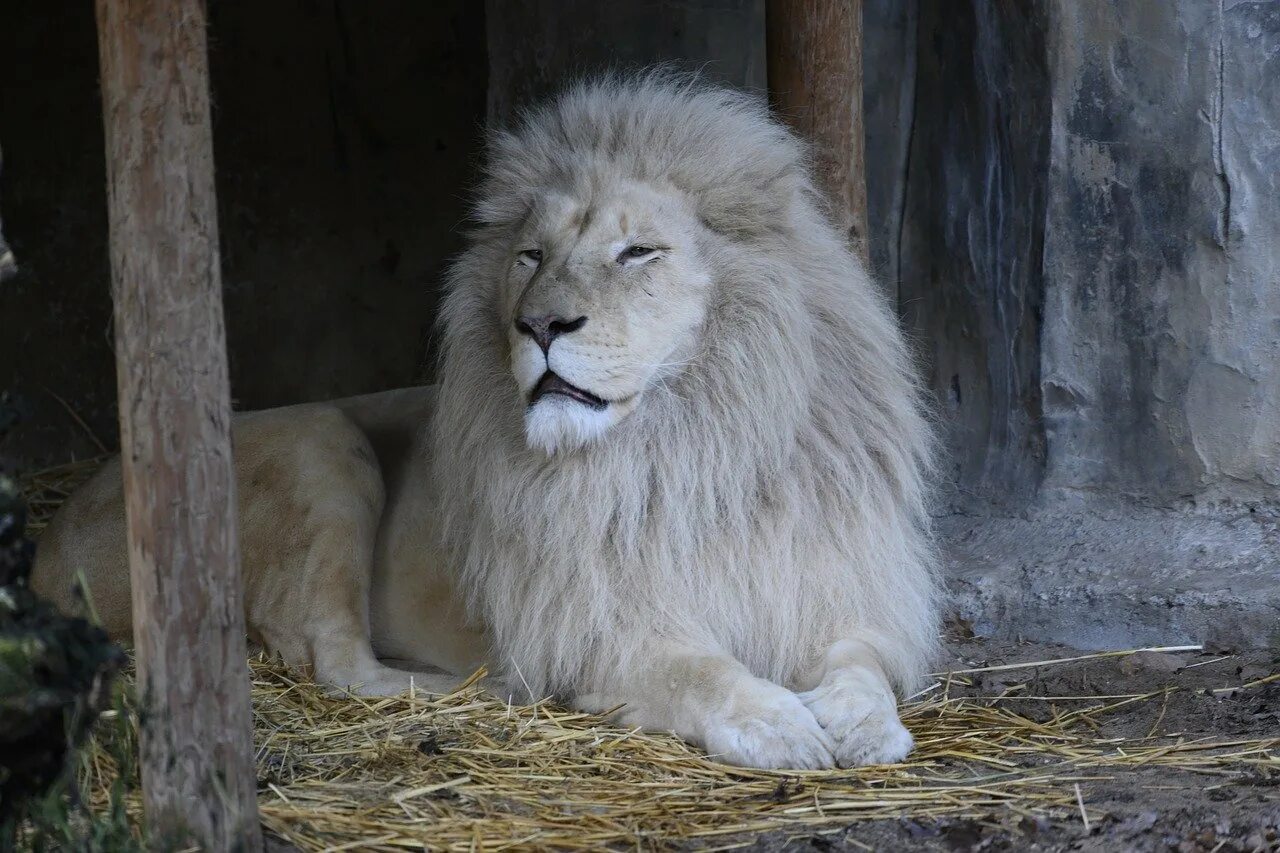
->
[515,314,587,354]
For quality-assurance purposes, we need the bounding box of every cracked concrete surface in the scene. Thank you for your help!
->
[942,504,1280,651]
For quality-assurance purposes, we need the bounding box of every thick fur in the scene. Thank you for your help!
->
[33,73,939,769]
[432,73,939,705]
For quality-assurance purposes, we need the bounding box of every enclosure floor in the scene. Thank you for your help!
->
[66,637,1277,852]
[742,636,1280,853]
[18,462,1280,850]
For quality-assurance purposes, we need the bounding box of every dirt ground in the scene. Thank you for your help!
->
[743,636,1280,853]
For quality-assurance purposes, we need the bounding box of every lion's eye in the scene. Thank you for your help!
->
[519,249,543,265]
[618,245,655,263]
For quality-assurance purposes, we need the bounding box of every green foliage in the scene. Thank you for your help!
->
[3,684,144,853]
[1,396,137,852]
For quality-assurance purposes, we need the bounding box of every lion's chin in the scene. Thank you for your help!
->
[523,395,623,455]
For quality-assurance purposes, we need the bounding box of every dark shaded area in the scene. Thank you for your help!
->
[0,8,114,471]
[893,2,1051,508]
[0,395,122,840]
[0,148,16,285]
[861,0,916,296]
[1,2,487,470]
[484,0,764,125]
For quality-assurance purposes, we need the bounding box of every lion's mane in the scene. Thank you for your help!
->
[430,73,938,698]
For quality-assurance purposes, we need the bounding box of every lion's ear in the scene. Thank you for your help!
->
[693,165,810,242]
[472,129,552,228]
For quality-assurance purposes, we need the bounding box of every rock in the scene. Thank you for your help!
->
[1119,651,1186,676]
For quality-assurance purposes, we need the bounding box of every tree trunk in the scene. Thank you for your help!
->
[767,0,870,262]
[95,1,260,849]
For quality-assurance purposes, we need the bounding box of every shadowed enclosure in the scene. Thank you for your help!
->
[3,2,1278,849]
[3,0,1278,699]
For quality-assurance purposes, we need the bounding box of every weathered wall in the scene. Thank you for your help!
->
[861,0,915,294]
[880,0,1280,649]
[1040,1,1280,507]
[1,2,487,469]
[892,2,1052,508]
[872,1,1279,514]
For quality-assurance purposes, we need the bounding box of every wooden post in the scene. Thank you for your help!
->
[767,0,870,262]
[95,2,261,850]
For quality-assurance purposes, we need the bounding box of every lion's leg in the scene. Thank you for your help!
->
[573,641,835,769]
[792,636,914,767]
[237,406,438,698]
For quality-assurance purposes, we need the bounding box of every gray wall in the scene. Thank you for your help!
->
[1040,2,1280,508]
[867,0,1279,649]
[885,2,1054,508]
[870,1,1279,514]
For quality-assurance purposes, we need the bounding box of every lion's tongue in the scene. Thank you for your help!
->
[532,373,607,409]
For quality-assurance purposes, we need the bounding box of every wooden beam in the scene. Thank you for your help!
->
[95,1,260,849]
[767,0,870,262]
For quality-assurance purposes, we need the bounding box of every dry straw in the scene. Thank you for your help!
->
[18,463,1279,850]
[70,653,1276,851]
[19,456,107,537]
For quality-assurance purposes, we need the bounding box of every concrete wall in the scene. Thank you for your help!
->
[1040,2,1280,508]
[876,1,1280,649]
[888,2,1053,508]
[868,1,1279,516]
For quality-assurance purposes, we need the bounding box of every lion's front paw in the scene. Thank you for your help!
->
[701,680,835,770]
[799,674,913,767]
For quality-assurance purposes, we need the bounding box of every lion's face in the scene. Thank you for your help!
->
[502,179,713,454]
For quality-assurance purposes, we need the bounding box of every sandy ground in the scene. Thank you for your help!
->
[743,636,1280,852]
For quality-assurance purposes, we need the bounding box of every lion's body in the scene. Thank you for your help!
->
[34,388,485,695]
[33,74,938,769]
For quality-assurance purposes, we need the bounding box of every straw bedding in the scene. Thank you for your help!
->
[20,460,1280,850]
[68,655,1275,851]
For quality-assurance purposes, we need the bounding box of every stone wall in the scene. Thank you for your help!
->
[1040,2,1280,508]
[875,1,1280,649]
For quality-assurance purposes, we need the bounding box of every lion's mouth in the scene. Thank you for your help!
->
[530,372,608,410]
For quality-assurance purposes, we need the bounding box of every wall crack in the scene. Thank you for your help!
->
[1214,0,1232,250]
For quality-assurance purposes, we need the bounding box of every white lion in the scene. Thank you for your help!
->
[34,73,938,769]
